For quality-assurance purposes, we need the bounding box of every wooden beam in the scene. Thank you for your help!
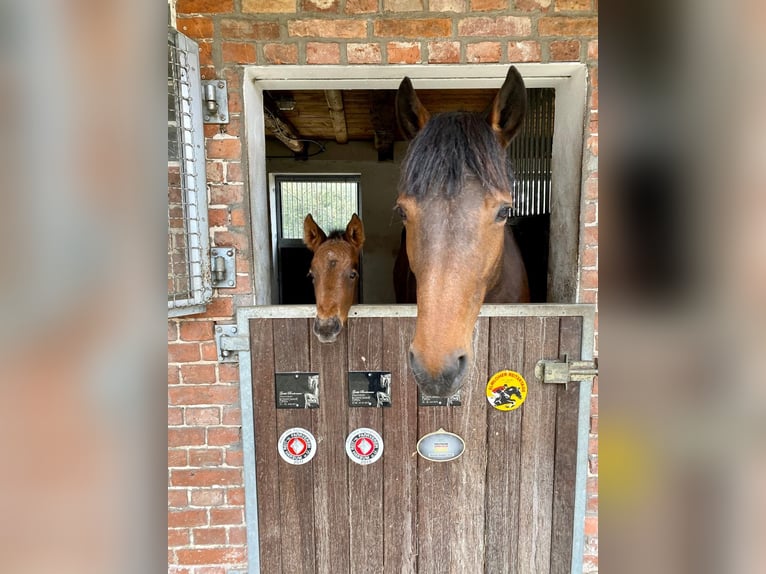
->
[371,90,396,161]
[262,92,304,154]
[324,90,348,144]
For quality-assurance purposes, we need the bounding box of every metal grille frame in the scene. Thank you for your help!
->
[168,28,211,317]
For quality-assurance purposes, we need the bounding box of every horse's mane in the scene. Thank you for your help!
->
[327,230,345,240]
[399,112,513,199]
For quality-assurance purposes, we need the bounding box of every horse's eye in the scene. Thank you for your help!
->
[394,204,407,222]
[496,205,512,222]
[307,270,314,280]
[349,270,358,280]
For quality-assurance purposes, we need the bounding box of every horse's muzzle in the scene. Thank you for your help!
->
[408,349,468,397]
[313,316,342,344]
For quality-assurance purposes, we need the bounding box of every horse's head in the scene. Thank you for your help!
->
[395,66,527,397]
[303,213,365,343]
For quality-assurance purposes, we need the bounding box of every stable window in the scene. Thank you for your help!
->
[270,174,361,304]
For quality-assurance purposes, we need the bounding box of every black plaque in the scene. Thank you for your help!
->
[275,372,320,409]
[348,371,392,408]
[417,389,462,407]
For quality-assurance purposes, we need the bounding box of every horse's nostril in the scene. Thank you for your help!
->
[455,353,467,377]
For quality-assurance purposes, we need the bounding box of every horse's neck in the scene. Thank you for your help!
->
[484,226,530,303]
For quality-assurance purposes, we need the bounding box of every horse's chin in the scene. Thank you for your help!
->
[313,317,342,344]
[315,332,339,344]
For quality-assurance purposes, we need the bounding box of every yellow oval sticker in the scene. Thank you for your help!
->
[486,370,527,411]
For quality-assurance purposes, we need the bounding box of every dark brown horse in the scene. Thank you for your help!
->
[303,213,365,343]
[395,66,530,397]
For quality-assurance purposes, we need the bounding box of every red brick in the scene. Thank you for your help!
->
[169,489,188,508]
[220,19,280,40]
[213,230,250,253]
[210,508,243,525]
[201,341,220,361]
[587,134,598,156]
[580,289,597,303]
[555,0,592,10]
[387,42,421,64]
[222,42,257,64]
[347,43,382,64]
[177,17,214,39]
[263,43,299,64]
[302,0,340,11]
[228,91,243,114]
[230,208,247,227]
[206,138,241,160]
[230,273,253,294]
[169,365,181,386]
[226,449,244,466]
[168,385,240,406]
[467,42,501,63]
[589,454,598,474]
[583,224,598,246]
[209,183,244,205]
[208,208,229,228]
[430,0,465,9]
[550,39,581,61]
[427,41,460,64]
[590,86,598,109]
[190,489,225,506]
[583,201,597,225]
[242,0,296,12]
[189,448,225,467]
[177,0,233,13]
[306,42,341,64]
[208,427,241,446]
[227,487,246,505]
[194,527,228,545]
[225,163,244,183]
[168,407,184,426]
[471,0,505,9]
[218,364,239,383]
[179,321,214,342]
[288,19,366,38]
[222,407,242,425]
[169,428,207,447]
[345,0,377,12]
[198,295,234,319]
[168,321,178,342]
[168,449,188,467]
[538,17,598,36]
[206,161,224,184]
[176,548,246,566]
[169,343,201,363]
[584,516,598,536]
[584,177,598,200]
[185,407,221,425]
[168,528,190,547]
[375,19,451,38]
[229,526,248,545]
[581,269,598,289]
[171,468,243,487]
[198,42,213,66]
[588,39,598,60]
[586,494,598,513]
[180,364,217,384]
[508,40,541,62]
[168,508,208,528]
[458,16,531,37]
[581,245,597,268]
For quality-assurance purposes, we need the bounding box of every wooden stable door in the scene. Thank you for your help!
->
[248,310,587,574]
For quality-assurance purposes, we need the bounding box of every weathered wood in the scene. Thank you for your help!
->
[347,318,384,574]
[549,316,583,574]
[273,318,316,574]
[381,317,418,574]
[516,317,559,574]
[250,318,282,574]
[263,92,305,153]
[324,90,348,144]
[309,329,350,574]
[485,316,526,574]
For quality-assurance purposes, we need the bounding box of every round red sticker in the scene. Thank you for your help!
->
[345,428,383,465]
[278,428,317,465]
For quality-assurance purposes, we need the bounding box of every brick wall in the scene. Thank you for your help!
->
[168,1,598,572]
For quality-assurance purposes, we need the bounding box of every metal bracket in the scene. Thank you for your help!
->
[535,355,598,384]
[201,80,229,124]
[211,247,236,288]
[214,324,249,363]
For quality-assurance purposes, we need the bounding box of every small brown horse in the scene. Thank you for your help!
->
[303,213,365,343]
[395,66,530,397]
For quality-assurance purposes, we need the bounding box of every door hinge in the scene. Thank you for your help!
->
[535,355,598,384]
[211,247,236,288]
[214,324,248,363]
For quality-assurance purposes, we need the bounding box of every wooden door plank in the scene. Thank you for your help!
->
[549,316,583,574]
[273,318,316,574]
[381,317,418,574]
[347,317,384,574]
[310,329,350,574]
[516,316,559,574]
[484,316,526,574]
[250,318,282,574]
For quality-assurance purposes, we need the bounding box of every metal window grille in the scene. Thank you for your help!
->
[168,28,211,317]
[509,88,556,216]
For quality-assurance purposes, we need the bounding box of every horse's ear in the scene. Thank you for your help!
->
[396,77,431,140]
[344,213,365,251]
[486,66,527,148]
[303,214,327,252]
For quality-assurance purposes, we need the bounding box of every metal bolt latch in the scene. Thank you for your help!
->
[201,80,229,124]
[535,355,598,384]
[210,247,236,288]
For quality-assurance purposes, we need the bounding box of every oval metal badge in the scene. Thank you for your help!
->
[345,428,383,465]
[278,427,317,465]
[486,370,528,411]
[416,428,465,462]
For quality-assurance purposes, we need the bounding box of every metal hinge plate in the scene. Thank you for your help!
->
[535,355,598,384]
[201,80,229,124]
[211,247,236,288]
[214,324,248,363]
